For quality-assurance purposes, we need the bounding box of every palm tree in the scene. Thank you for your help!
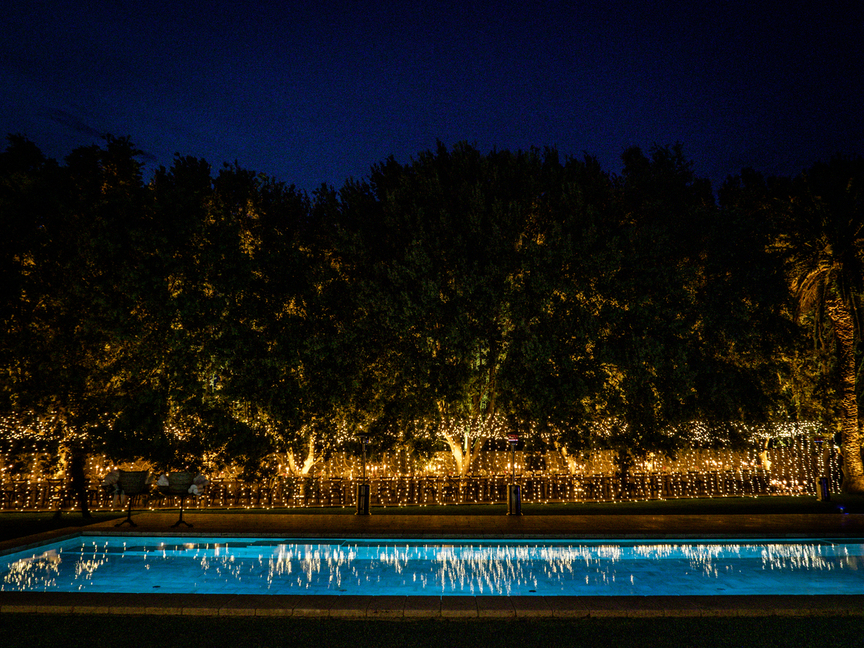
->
[774,156,864,493]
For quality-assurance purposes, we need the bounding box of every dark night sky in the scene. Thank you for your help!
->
[2,0,862,192]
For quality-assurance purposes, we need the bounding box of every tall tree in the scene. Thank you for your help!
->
[203,163,339,479]
[0,136,154,515]
[771,156,864,493]
[565,145,717,461]
[333,144,559,475]
[551,146,792,469]
[496,153,610,451]
[102,153,228,473]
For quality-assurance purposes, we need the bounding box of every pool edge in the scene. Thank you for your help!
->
[3,519,864,619]
[1,591,862,618]
[0,528,82,558]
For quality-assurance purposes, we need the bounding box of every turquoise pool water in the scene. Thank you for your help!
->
[2,536,863,596]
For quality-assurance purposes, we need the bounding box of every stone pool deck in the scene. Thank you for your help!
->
[2,510,864,618]
[81,510,864,538]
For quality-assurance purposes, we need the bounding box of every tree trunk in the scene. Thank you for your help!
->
[555,442,582,475]
[827,300,864,493]
[615,449,633,497]
[286,435,320,478]
[441,426,468,476]
[440,423,484,477]
[69,446,92,519]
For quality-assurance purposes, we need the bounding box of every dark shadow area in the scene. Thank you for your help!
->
[0,511,124,542]
[1,615,860,648]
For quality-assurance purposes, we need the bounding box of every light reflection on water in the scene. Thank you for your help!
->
[2,537,863,596]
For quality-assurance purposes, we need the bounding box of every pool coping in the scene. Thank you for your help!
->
[2,590,863,618]
[2,515,864,619]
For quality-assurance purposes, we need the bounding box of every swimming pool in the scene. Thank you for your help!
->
[2,536,862,596]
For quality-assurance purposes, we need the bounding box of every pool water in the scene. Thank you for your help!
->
[2,536,863,596]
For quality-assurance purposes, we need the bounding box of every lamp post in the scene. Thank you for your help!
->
[507,431,521,515]
[356,435,371,515]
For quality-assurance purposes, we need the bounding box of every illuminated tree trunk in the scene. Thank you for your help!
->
[758,438,772,471]
[286,434,320,477]
[827,300,864,493]
[554,443,583,475]
[440,424,484,477]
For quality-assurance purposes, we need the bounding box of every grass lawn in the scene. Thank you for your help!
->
[1,494,861,542]
[2,615,861,648]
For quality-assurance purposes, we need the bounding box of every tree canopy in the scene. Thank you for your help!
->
[2,134,861,498]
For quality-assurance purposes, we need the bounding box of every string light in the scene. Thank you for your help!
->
[0,415,839,511]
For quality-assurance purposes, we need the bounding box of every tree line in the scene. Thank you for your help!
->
[1,135,862,516]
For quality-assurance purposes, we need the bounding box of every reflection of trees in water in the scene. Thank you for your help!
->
[3,549,70,590]
[2,541,859,592]
[259,542,859,593]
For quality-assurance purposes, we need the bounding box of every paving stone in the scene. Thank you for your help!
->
[291,594,336,617]
[476,596,515,618]
[0,529,81,558]
[657,596,701,617]
[0,591,64,614]
[728,594,860,618]
[69,593,115,614]
[717,595,776,617]
[767,594,862,617]
[403,596,441,618]
[143,593,199,616]
[510,596,553,617]
[0,592,37,613]
[74,511,864,538]
[219,594,264,616]
[367,595,406,618]
[102,592,155,615]
[250,594,299,617]
[621,596,670,618]
[582,596,631,617]
[693,596,743,617]
[260,594,306,616]
[440,596,478,618]
[329,595,372,617]
[745,595,812,617]
[33,591,79,614]
[841,595,864,616]
[180,594,238,616]
[547,596,590,618]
